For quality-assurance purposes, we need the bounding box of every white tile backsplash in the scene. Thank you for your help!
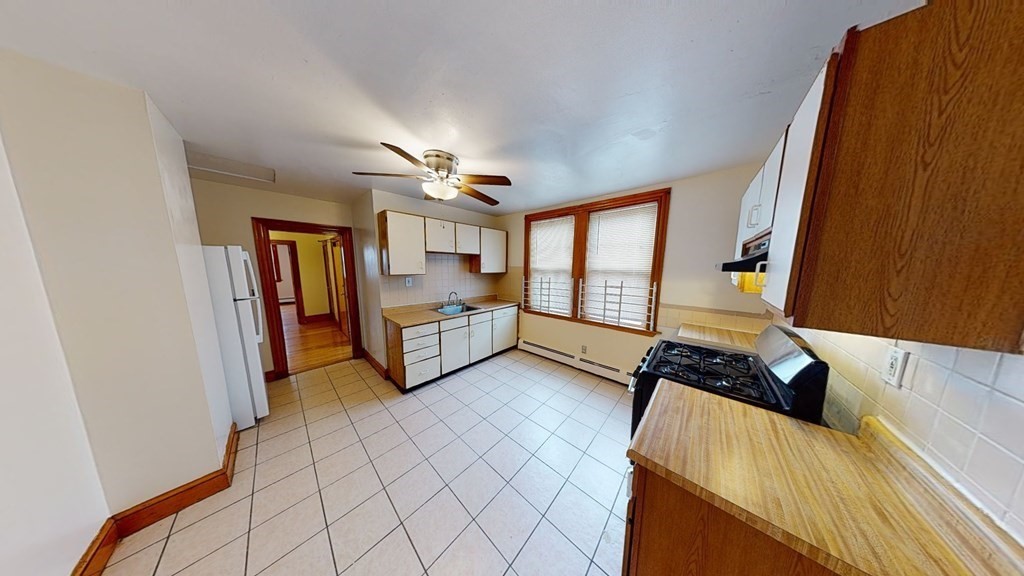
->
[790,324,1024,544]
[380,253,502,309]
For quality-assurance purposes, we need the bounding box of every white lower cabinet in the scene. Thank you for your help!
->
[440,326,470,373]
[492,313,517,352]
[469,320,492,363]
[406,356,441,388]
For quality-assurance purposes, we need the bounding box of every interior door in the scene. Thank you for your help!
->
[331,238,349,336]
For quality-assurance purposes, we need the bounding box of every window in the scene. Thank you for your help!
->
[526,215,574,316]
[523,189,670,334]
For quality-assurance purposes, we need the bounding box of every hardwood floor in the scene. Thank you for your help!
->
[280,303,352,374]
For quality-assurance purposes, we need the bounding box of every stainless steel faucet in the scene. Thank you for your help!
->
[446,291,461,307]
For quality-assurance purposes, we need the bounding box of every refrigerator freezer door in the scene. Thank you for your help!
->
[236,299,269,419]
[226,245,259,300]
[204,246,257,429]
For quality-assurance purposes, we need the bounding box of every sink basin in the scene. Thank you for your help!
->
[436,304,480,315]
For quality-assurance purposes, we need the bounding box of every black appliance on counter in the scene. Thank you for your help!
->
[628,325,829,437]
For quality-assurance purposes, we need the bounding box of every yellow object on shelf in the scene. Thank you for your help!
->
[735,272,763,294]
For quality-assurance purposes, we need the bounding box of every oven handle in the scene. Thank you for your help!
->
[627,375,638,395]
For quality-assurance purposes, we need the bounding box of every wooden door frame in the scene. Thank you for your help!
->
[321,240,335,320]
[269,240,307,323]
[253,218,363,380]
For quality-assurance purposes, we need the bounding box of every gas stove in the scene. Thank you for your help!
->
[628,325,829,437]
[649,341,777,407]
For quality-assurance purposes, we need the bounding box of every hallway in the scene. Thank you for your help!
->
[282,303,352,374]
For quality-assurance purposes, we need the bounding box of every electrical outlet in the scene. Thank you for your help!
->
[405,277,413,287]
[883,345,909,388]
[581,345,587,355]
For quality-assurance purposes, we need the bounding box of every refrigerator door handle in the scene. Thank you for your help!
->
[242,250,260,299]
[253,298,264,344]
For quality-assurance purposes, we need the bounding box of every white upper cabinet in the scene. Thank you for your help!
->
[737,167,764,249]
[455,223,480,255]
[476,228,507,273]
[379,211,425,275]
[757,132,786,236]
[762,64,828,314]
[425,218,456,253]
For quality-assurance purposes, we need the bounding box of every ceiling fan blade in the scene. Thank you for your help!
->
[457,174,512,186]
[459,184,499,206]
[380,142,431,172]
[352,171,426,179]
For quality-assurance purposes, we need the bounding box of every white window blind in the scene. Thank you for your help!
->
[525,215,575,316]
[580,202,658,329]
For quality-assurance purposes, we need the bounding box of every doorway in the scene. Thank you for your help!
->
[253,218,362,379]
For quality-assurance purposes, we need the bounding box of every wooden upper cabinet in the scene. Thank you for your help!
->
[425,218,456,253]
[455,223,480,255]
[378,210,425,276]
[771,2,1024,352]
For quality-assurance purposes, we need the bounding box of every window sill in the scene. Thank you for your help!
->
[521,309,660,338]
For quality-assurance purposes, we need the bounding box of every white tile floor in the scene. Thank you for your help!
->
[102,350,633,576]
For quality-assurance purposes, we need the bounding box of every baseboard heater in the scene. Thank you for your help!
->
[519,340,630,385]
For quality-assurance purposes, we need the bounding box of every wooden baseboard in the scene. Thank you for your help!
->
[304,313,333,323]
[265,369,288,382]
[74,424,239,574]
[363,348,388,379]
[72,518,118,576]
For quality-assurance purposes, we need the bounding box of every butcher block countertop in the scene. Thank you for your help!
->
[628,381,1024,576]
[382,297,518,328]
[676,322,758,352]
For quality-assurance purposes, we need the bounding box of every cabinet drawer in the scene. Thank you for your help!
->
[492,306,518,319]
[406,356,441,388]
[469,311,492,324]
[402,323,438,340]
[403,333,438,353]
[440,316,469,332]
[404,345,439,366]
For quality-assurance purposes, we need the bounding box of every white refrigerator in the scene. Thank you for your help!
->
[204,245,269,429]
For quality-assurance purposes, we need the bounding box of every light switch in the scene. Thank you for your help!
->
[883,345,909,388]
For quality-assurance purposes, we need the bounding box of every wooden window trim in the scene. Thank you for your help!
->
[523,188,671,335]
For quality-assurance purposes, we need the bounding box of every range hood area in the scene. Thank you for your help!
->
[720,247,768,272]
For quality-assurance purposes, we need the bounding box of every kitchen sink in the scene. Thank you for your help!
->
[436,304,480,315]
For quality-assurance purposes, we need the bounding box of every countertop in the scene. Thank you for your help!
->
[675,322,758,352]
[382,297,519,328]
[628,381,1024,576]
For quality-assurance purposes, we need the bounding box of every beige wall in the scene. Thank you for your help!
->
[269,230,336,316]
[0,50,221,512]
[0,110,109,576]
[351,191,384,364]
[148,98,234,458]
[191,178,353,371]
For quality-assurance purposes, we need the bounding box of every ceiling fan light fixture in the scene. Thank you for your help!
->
[422,180,458,200]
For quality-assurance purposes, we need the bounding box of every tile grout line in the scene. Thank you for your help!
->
[301,382,343,576]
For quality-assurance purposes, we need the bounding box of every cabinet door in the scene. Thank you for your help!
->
[737,168,763,247]
[382,211,425,275]
[492,315,517,352]
[762,64,828,314]
[455,223,480,254]
[469,320,492,363]
[425,218,456,253]
[479,228,507,273]
[755,131,786,236]
[440,326,470,373]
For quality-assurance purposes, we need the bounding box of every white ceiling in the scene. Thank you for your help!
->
[0,0,920,215]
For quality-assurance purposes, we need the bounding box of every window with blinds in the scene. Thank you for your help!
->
[522,188,669,333]
[525,215,575,316]
[580,202,658,329]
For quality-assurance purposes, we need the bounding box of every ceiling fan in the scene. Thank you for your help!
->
[354,142,511,206]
